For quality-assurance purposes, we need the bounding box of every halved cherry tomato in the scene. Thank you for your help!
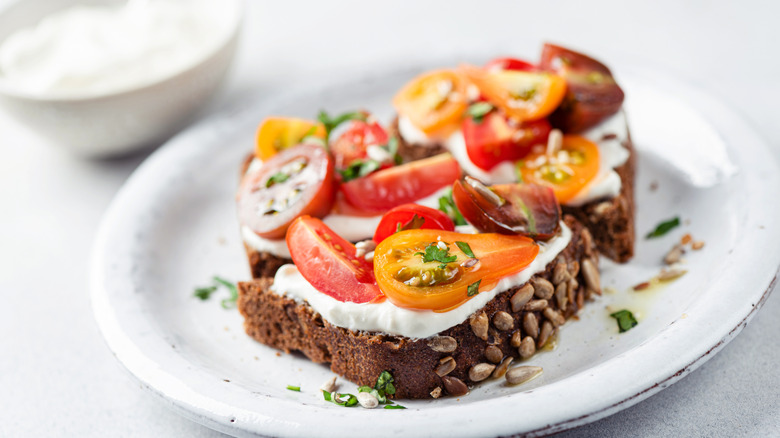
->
[340,153,461,215]
[540,43,625,133]
[519,135,600,203]
[238,143,336,239]
[331,119,390,170]
[392,69,468,138]
[287,216,381,303]
[460,64,566,123]
[452,177,561,239]
[373,204,455,244]
[255,117,326,160]
[374,229,539,311]
[484,57,537,72]
[463,111,551,171]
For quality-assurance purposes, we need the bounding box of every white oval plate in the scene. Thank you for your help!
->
[91,61,780,437]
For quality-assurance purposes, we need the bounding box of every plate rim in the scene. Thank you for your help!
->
[90,58,780,437]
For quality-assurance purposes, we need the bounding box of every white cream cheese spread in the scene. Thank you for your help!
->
[270,222,572,339]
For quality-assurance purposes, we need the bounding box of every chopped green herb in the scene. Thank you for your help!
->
[374,370,396,396]
[514,161,525,183]
[213,276,239,309]
[357,385,372,393]
[339,159,381,182]
[323,390,359,407]
[455,241,475,258]
[510,86,537,101]
[610,309,638,333]
[467,102,494,123]
[438,188,467,226]
[396,214,426,233]
[467,279,482,297]
[265,171,290,188]
[417,243,457,269]
[317,110,367,142]
[646,217,680,239]
[384,405,406,409]
[286,385,301,392]
[323,390,332,401]
[385,137,403,165]
[193,286,217,300]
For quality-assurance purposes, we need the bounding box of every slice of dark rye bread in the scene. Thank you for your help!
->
[237,215,599,399]
[389,117,636,263]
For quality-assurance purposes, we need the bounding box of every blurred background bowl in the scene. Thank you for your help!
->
[0,0,242,158]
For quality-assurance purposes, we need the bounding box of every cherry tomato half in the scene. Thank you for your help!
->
[331,119,390,170]
[340,153,461,215]
[373,204,455,244]
[286,216,381,303]
[374,229,539,311]
[460,64,566,123]
[255,117,327,160]
[393,69,469,138]
[452,177,561,239]
[519,134,600,203]
[238,143,336,239]
[463,111,551,171]
[539,43,625,133]
[484,57,537,72]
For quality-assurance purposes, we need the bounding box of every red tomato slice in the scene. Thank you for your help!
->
[539,43,625,132]
[237,143,336,239]
[286,216,381,303]
[452,177,561,239]
[340,153,461,214]
[331,119,390,170]
[374,229,539,311]
[485,57,537,72]
[463,111,551,171]
[373,204,455,244]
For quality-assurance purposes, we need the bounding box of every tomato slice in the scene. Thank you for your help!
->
[374,230,539,311]
[484,57,537,72]
[255,117,326,160]
[392,69,469,138]
[539,43,625,133]
[331,118,390,170]
[238,143,336,239]
[452,177,561,239]
[340,153,461,215]
[463,111,551,171]
[519,134,600,203]
[460,64,566,123]
[287,216,381,303]
[373,204,455,244]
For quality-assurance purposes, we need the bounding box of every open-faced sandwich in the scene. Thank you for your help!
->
[235,43,631,400]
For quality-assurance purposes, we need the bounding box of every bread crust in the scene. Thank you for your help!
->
[238,216,598,399]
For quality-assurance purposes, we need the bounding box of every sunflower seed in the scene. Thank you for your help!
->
[320,376,337,393]
[581,258,600,294]
[427,336,457,353]
[430,387,442,399]
[692,240,705,250]
[523,313,539,339]
[506,366,543,385]
[492,357,514,379]
[538,321,554,348]
[435,356,456,377]
[568,260,580,277]
[442,376,468,396]
[552,261,570,285]
[469,363,496,382]
[664,244,684,265]
[470,312,489,340]
[543,308,566,327]
[658,268,687,281]
[524,299,548,311]
[485,345,503,364]
[493,311,514,331]
[357,391,379,409]
[511,284,535,312]
[556,281,568,311]
[519,336,536,358]
[363,251,374,262]
[532,278,554,300]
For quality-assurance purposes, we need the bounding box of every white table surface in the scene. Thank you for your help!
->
[1,0,779,436]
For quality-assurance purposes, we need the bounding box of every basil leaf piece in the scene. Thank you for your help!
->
[193,286,217,300]
[646,217,680,239]
[455,241,475,258]
[384,405,406,409]
[467,279,481,297]
[265,171,290,188]
[467,102,494,123]
[286,385,301,392]
[213,276,239,309]
[317,110,367,142]
[437,188,467,226]
[610,309,638,333]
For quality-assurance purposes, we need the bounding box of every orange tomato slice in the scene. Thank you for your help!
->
[392,69,468,138]
[255,117,326,160]
[460,64,567,122]
[374,229,539,311]
[519,135,600,203]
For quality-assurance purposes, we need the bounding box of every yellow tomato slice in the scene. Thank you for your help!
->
[519,135,600,203]
[460,64,567,122]
[374,230,539,311]
[392,69,468,138]
[255,117,326,160]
